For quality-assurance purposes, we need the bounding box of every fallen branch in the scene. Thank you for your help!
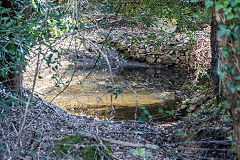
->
[101,137,160,150]
[77,131,160,150]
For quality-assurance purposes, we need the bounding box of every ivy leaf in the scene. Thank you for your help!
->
[191,0,200,2]
[205,0,214,9]
[143,109,150,115]
[165,110,175,115]
[218,24,231,37]
[231,87,236,94]
[130,149,139,156]
[237,100,240,105]
[236,76,240,80]
[227,136,233,141]
[180,84,191,90]
[216,3,223,10]
[227,14,234,20]
[231,68,236,74]
[158,108,164,113]
[237,85,240,91]
[68,64,74,68]
[139,148,146,157]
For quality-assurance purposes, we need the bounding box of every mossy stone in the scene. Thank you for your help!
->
[55,135,113,160]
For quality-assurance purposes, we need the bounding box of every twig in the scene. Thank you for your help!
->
[1,91,27,105]
[178,152,217,160]
[101,130,163,136]
[179,146,234,152]
[126,86,138,120]
[166,140,232,146]
[14,6,49,153]
[0,126,11,155]
[49,16,78,103]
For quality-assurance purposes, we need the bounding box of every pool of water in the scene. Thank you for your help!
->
[37,63,192,122]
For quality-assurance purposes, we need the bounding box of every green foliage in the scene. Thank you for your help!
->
[0,1,30,79]
[205,0,214,9]
[139,107,152,122]
[107,0,211,31]
[0,88,24,121]
[215,0,240,92]
[130,148,151,158]
[55,135,113,159]
[0,0,83,84]
[213,1,240,155]
[176,129,188,137]
[108,86,123,99]
[158,108,175,115]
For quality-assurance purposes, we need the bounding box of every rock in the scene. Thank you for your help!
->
[139,44,145,49]
[177,43,184,47]
[159,51,165,55]
[146,69,155,76]
[150,18,177,33]
[135,54,146,60]
[160,55,177,65]
[146,47,151,53]
[156,70,161,74]
[145,77,150,84]
[156,58,161,63]
[180,52,185,56]
[185,51,190,58]
[189,105,196,111]
[138,49,146,54]
[149,51,157,55]
[169,50,174,54]
[175,59,180,64]
[132,47,139,53]
[174,34,182,42]
[189,57,195,68]
[179,56,186,63]
[190,97,199,104]
[116,41,128,50]
[175,51,180,57]
[146,55,156,64]
[180,104,188,110]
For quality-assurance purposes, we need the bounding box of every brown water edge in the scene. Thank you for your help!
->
[65,101,180,122]
[45,88,181,121]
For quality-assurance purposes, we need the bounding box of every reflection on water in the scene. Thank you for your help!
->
[41,65,192,122]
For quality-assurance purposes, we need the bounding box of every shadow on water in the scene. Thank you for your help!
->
[66,98,181,122]
[42,60,193,122]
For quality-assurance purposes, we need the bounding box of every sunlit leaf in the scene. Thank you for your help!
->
[205,0,214,9]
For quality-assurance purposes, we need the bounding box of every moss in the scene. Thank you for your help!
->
[54,135,113,160]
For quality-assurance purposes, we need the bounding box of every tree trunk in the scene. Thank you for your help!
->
[212,0,240,157]
[210,0,221,102]
[0,0,25,93]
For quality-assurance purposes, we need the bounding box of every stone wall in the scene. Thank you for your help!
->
[110,28,211,68]
[112,33,195,67]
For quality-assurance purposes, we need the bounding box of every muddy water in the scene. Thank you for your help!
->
[39,63,191,122]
